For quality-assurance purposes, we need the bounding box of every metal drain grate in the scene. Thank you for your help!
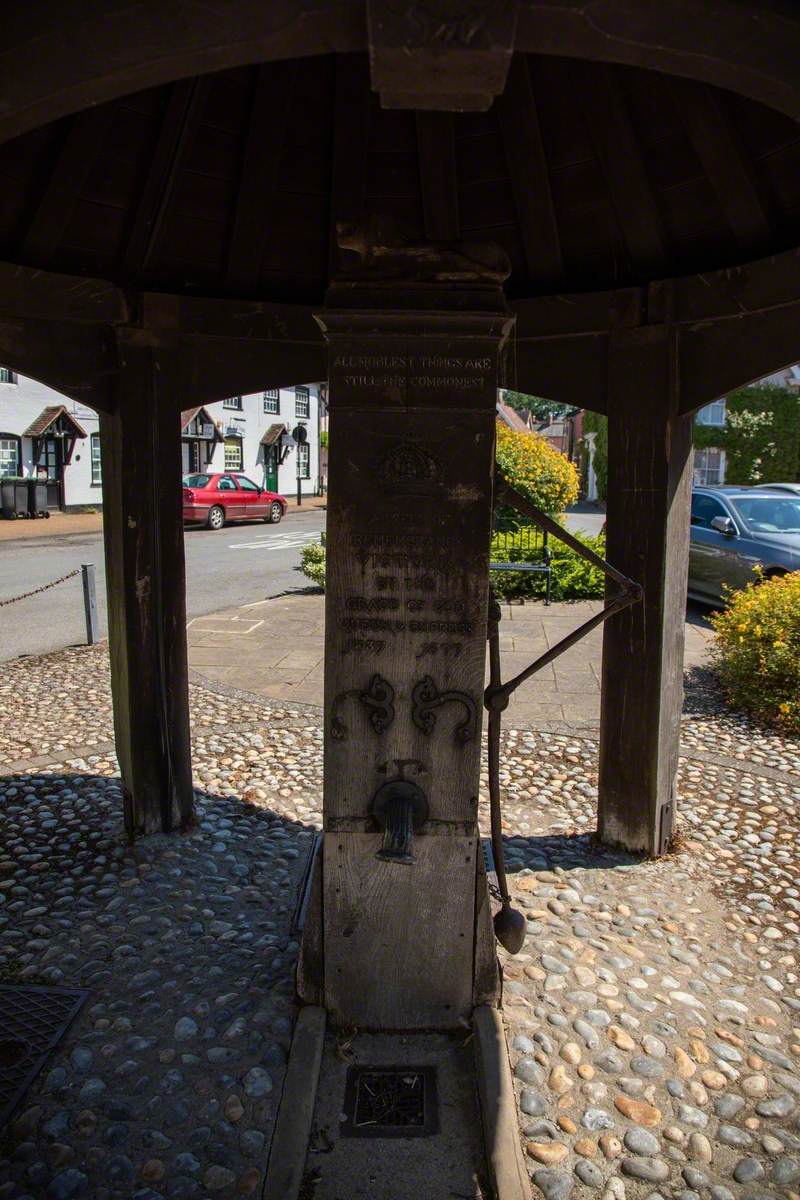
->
[0,984,88,1129]
[341,1066,438,1138]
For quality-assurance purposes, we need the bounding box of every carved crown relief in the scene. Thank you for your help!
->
[377,440,441,498]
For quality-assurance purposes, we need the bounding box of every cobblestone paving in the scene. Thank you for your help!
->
[0,644,799,1199]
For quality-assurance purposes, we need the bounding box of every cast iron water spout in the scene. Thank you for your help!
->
[372,777,429,864]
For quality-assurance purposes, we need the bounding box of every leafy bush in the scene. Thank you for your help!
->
[490,529,606,601]
[495,421,579,516]
[300,541,326,588]
[709,571,800,733]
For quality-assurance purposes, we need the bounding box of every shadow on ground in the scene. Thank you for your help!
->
[0,770,319,1199]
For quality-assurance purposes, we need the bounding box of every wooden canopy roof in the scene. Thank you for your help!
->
[3,2,800,418]
[1,52,799,304]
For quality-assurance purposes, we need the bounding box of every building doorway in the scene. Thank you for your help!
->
[264,444,279,491]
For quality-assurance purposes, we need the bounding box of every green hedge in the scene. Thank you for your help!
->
[710,570,800,733]
[301,530,606,601]
[490,529,606,601]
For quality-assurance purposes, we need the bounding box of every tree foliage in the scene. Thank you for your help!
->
[495,420,579,515]
[500,389,575,422]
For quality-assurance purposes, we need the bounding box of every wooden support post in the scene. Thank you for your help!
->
[100,338,193,840]
[598,326,693,856]
[303,283,512,1029]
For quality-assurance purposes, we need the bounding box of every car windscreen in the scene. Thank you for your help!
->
[733,496,800,533]
[183,474,211,488]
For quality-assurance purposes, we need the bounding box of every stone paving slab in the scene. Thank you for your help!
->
[186,593,714,728]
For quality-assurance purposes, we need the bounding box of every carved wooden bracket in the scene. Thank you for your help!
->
[367,0,518,111]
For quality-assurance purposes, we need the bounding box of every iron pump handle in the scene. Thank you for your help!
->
[484,473,643,955]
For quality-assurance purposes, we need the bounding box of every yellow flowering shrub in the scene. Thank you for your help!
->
[710,571,800,734]
[495,421,579,516]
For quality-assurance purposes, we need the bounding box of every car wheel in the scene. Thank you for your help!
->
[266,502,283,524]
[207,505,225,530]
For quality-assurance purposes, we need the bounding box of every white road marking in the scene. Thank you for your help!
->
[186,616,264,634]
[227,532,319,551]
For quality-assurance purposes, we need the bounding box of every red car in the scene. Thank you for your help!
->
[182,472,287,529]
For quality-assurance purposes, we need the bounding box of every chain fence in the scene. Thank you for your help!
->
[0,568,81,609]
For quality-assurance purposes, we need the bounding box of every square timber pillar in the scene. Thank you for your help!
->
[307,284,513,1030]
[598,326,694,856]
[100,336,194,840]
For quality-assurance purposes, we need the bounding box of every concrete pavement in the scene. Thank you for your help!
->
[187,592,714,726]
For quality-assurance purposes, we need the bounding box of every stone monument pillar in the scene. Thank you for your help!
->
[301,260,513,1031]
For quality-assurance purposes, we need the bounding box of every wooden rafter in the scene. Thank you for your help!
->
[577,62,666,276]
[669,78,772,253]
[329,54,371,278]
[415,112,459,241]
[21,107,118,261]
[225,61,297,292]
[122,78,207,278]
[495,55,562,286]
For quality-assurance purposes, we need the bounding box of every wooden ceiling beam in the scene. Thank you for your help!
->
[669,78,773,254]
[329,54,371,280]
[577,61,666,277]
[415,112,459,242]
[225,61,297,293]
[495,55,562,287]
[122,77,207,279]
[21,106,118,261]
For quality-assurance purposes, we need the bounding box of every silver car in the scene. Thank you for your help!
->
[689,487,800,604]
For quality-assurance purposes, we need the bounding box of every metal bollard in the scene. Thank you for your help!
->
[81,564,99,644]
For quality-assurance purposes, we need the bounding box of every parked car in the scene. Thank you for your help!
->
[688,487,800,604]
[182,472,287,529]
[758,482,800,497]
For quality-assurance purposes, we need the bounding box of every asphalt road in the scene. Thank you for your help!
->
[0,508,327,662]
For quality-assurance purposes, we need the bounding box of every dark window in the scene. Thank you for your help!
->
[223,396,243,410]
[236,476,260,492]
[0,368,17,384]
[263,390,279,413]
[0,434,21,476]
[691,494,728,528]
[183,474,211,488]
[217,475,238,491]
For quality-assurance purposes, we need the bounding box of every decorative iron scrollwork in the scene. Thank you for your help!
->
[411,675,477,743]
[331,674,395,740]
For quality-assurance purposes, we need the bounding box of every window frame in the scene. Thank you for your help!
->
[263,390,279,414]
[295,386,310,419]
[296,441,310,479]
[223,436,243,471]
[90,432,102,486]
[693,447,725,487]
[0,432,21,476]
[0,368,17,385]
[695,399,727,428]
[223,395,243,411]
